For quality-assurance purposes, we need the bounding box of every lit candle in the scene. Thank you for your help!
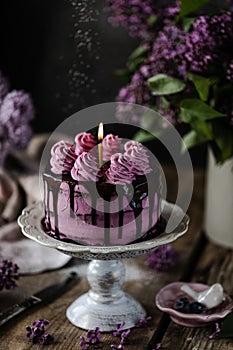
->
[98,122,104,168]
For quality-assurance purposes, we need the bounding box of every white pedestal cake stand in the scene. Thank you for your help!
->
[18,201,189,332]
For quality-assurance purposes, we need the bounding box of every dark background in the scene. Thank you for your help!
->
[0,0,206,166]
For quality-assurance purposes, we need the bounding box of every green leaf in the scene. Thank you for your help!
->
[148,15,157,26]
[213,122,233,163]
[180,99,224,123]
[180,0,209,17]
[191,120,213,139]
[182,17,196,31]
[161,96,170,109]
[133,130,156,143]
[127,57,145,72]
[128,45,148,61]
[148,74,186,96]
[187,72,216,101]
[182,129,208,151]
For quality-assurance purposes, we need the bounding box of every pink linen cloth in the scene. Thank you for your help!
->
[0,134,71,274]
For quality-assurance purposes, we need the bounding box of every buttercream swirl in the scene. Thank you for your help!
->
[75,132,96,155]
[71,152,100,182]
[106,153,136,185]
[124,141,152,175]
[102,134,122,161]
[50,141,77,174]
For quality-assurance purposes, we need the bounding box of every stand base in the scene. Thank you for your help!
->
[66,291,146,332]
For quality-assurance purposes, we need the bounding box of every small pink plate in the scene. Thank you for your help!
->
[156,282,233,327]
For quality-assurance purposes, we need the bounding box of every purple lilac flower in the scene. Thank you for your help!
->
[86,327,101,344]
[149,25,187,78]
[209,322,221,339]
[0,259,19,290]
[185,12,233,73]
[157,1,180,25]
[152,343,162,350]
[79,327,101,349]
[105,0,157,40]
[79,336,87,350]
[0,90,35,124]
[116,25,187,123]
[0,72,10,103]
[26,318,54,345]
[120,329,131,344]
[111,328,131,349]
[0,90,34,150]
[145,245,179,272]
[112,322,126,337]
[226,60,233,82]
[136,316,152,327]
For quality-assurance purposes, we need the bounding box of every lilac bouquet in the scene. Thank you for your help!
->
[105,0,233,163]
[0,72,35,167]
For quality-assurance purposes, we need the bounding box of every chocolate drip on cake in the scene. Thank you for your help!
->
[43,171,161,245]
[43,175,60,239]
[69,183,75,218]
[91,197,97,225]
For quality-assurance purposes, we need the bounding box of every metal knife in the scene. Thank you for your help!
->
[0,271,79,327]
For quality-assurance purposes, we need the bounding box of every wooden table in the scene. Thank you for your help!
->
[1,166,233,350]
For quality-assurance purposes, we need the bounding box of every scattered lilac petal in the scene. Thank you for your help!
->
[136,316,152,327]
[209,322,221,339]
[26,318,54,345]
[112,322,126,337]
[0,259,19,291]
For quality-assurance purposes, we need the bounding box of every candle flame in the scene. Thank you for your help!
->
[98,122,104,141]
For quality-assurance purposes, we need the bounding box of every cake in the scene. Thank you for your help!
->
[42,131,161,246]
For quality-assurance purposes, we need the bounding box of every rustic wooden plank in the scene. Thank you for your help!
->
[0,167,207,349]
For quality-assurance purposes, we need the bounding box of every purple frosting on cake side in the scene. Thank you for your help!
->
[71,151,100,182]
[124,140,152,175]
[50,141,77,174]
[102,134,122,161]
[75,132,96,155]
[106,152,136,185]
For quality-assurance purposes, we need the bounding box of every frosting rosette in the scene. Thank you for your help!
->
[75,132,96,155]
[124,140,152,175]
[50,141,77,174]
[102,134,122,161]
[106,152,136,185]
[71,152,100,182]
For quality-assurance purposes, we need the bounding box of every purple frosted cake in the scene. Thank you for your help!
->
[43,132,161,246]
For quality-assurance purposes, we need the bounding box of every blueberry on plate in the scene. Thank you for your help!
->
[190,301,206,314]
[175,297,190,313]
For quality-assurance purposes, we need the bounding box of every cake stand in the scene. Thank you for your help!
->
[18,200,189,332]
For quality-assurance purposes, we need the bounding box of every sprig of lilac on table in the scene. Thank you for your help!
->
[145,245,179,272]
[0,259,19,290]
[152,343,162,350]
[79,327,101,349]
[111,329,131,349]
[209,322,221,339]
[112,322,126,337]
[80,317,152,349]
[136,316,152,327]
[26,318,54,345]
